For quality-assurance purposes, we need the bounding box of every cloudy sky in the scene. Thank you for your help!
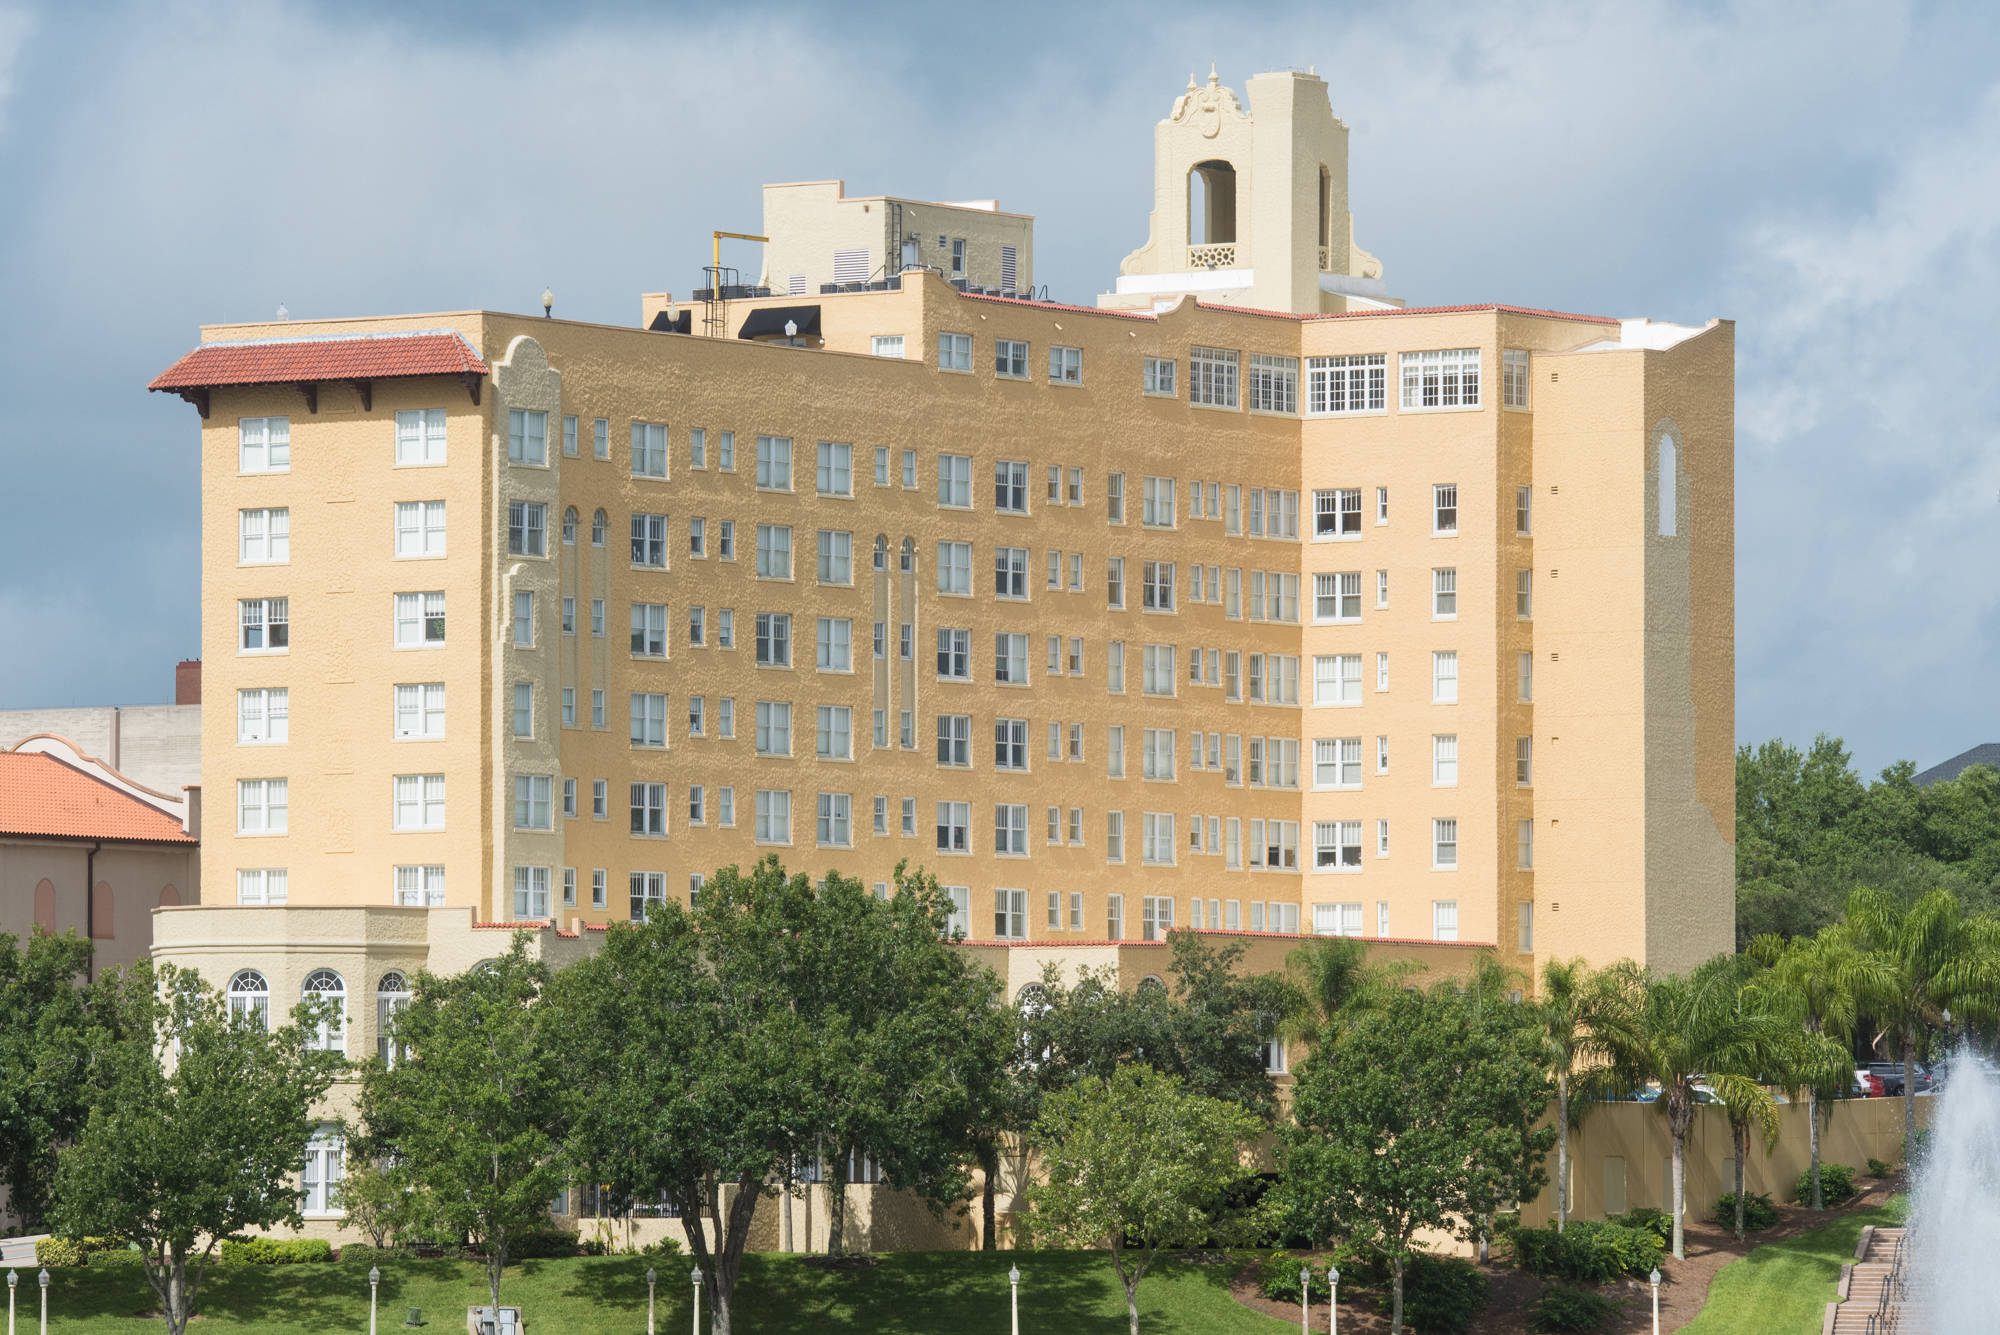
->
[1,0,1993,777]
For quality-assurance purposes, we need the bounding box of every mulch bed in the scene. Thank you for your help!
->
[1227,1174,1900,1333]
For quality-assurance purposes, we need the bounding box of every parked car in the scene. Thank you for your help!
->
[1866,1062,1935,1097]
[1852,1068,1886,1098]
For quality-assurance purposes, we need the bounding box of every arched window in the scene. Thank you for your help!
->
[1187,160,1238,246]
[302,969,346,1052]
[1137,974,1168,998]
[899,537,915,573]
[1318,164,1332,249]
[562,506,578,545]
[1658,435,1679,537]
[873,534,888,572]
[591,509,607,547]
[228,969,270,1030]
[376,972,411,1067]
[32,878,55,931]
[90,882,113,939]
[1015,983,1050,1067]
[158,884,180,907]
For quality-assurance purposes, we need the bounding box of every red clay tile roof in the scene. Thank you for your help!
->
[957,290,1616,327]
[0,753,194,843]
[149,331,488,392]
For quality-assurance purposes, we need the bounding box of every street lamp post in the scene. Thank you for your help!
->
[690,1265,702,1335]
[1329,1265,1340,1335]
[1299,1265,1310,1335]
[646,1267,657,1335]
[1008,1264,1021,1335]
[37,1268,47,1335]
[1649,1267,1662,1335]
[8,1267,16,1335]
[368,1266,380,1335]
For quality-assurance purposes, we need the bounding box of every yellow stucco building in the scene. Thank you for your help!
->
[144,66,1734,1246]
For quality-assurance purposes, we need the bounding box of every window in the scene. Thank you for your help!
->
[392,409,444,467]
[1516,485,1533,536]
[1519,819,1535,871]
[1313,654,1361,706]
[995,632,1029,685]
[391,592,445,648]
[1314,489,1361,538]
[688,696,706,736]
[994,888,1027,939]
[688,517,706,557]
[237,778,288,834]
[511,774,552,830]
[227,968,273,1027]
[1433,819,1459,870]
[512,592,534,648]
[816,705,852,760]
[390,773,444,831]
[1433,734,1459,786]
[1189,346,1239,408]
[816,529,852,584]
[1377,569,1389,608]
[630,692,667,747]
[1306,353,1386,414]
[816,442,853,496]
[1141,812,1176,866]
[995,546,1030,598]
[936,628,971,680]
[1433,899,1459,941]
[938,454,972,507]
[1433,567,1457,618]
[1247,353,1299,413]
[1106,557,1125,609]
[1107,471,1125,523]
[994,804,1028,855]
[236,868,287,905]
[717,430,735,470]
[1142,476,1176,528]
[630,782,667,835]
[562,597,576,635]
[1107,640,1125,693]
[302,1127,345,1213]
[1140,894,1174,940]
[508,409,548,464]
[994,461,1029,513]
[1141,728,1175,780]
[1049,345,1082,383]
[1141,643,1176,696]
[1376,652,1389,692]
[1516,736,1533,786]
[1400,349,1482,409]
[939,332,972,371]
[1502,348,1531,408]
[1143,357,1176,396]
[239,416,290,473]
[390,865,444,910]
[816,793,852,847]
[591,509,607,546]
[994,718,1029,770]
[1516,569,1533,618]
[240,597,289,652]
[240,507,291,563]
[1432,651,1458,703]
[750,523,791,580]
[902,451,917,488]
[393,683,445,740]
[755,612,791,666]
[1518,652,1534,703]
[1314,571,1361,622]
[1314,737,1361,789]
[1140,560,1178,612]
[936,801,970,853]
[950,238,966,274]
[1659,434,1679,536]
[238,687,288,744]
[816,617,852,671]
[755,435,793,490]
[689,426,706,469]
[1432,484,1457,535]
[630,603,668,657]
[508,501,546,556]
[591,869,608,908]
[871,335,905,359]
[755,701,792,756]
[631,421,668,478]
[994,340,1029,379]
[754,789,793,844]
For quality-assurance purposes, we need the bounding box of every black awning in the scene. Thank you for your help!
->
[737,305,822,340]
[648,309,691,334]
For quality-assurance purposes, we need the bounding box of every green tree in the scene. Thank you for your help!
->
[51,962,342,1335]
[1533,958,1617,1233]
[1279,986,1553,1335]
[356,935,565,1315]
[1841,885,2000,1147]
[1277,933,1407,1048]
[1593,957,1789,1260]
[337,1152,411,1248]
[1747,930,1867,1210]
[0,928,99,1231]
[1025,1064,1262,1335]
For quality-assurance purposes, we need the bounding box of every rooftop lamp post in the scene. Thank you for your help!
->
[1299,1265,1311,1335]
[36,1268,47,1335]
[368,1265,380,1335]
[541,288,554,319]
[1650,1266,1662,1335]
[689,1265,702,1335]
[7,1267,16,1335]
[1008,1264,1020,1335]
[646,1266,656,1335]
[1329,1264,1340,1335]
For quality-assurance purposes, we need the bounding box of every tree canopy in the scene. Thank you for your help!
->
[0,928,101,1231]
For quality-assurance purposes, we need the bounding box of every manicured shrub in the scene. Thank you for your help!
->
[637,1236,683,1259]
[1514,1221,1664,1283]
[218,1237,334,1265]
[1867,1157,1895,1178]
[1531,1284,1624,1333]
[1393,1253,1489,1335]
[1713,1191,1779,1232]
[35,1237,87,1268]
[1256,1251,1331,1304]
[508,1228,583,1259]
[1790,1163,1858,1207]
[339,1243,385,1265]
[1608,1206,1671,1244]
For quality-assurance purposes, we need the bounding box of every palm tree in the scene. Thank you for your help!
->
[1278,934,1402,1047]
[1534,958,1617,1233]
[1747,930,1869,1210]
[1594,956,1791,1260]
[1842,887,2000,1149]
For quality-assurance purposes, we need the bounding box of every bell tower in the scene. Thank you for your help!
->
[1099,67,1390,315]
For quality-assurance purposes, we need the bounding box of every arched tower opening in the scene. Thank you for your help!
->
[1187,160,1238,245]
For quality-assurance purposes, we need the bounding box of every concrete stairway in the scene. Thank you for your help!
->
[1827,1226,1917,1335]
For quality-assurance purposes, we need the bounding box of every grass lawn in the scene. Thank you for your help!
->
[25,1250,1296,1334]
[1679,1196,1908,1335]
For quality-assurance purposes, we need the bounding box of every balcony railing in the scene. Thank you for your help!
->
[1187,244,1238,270]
